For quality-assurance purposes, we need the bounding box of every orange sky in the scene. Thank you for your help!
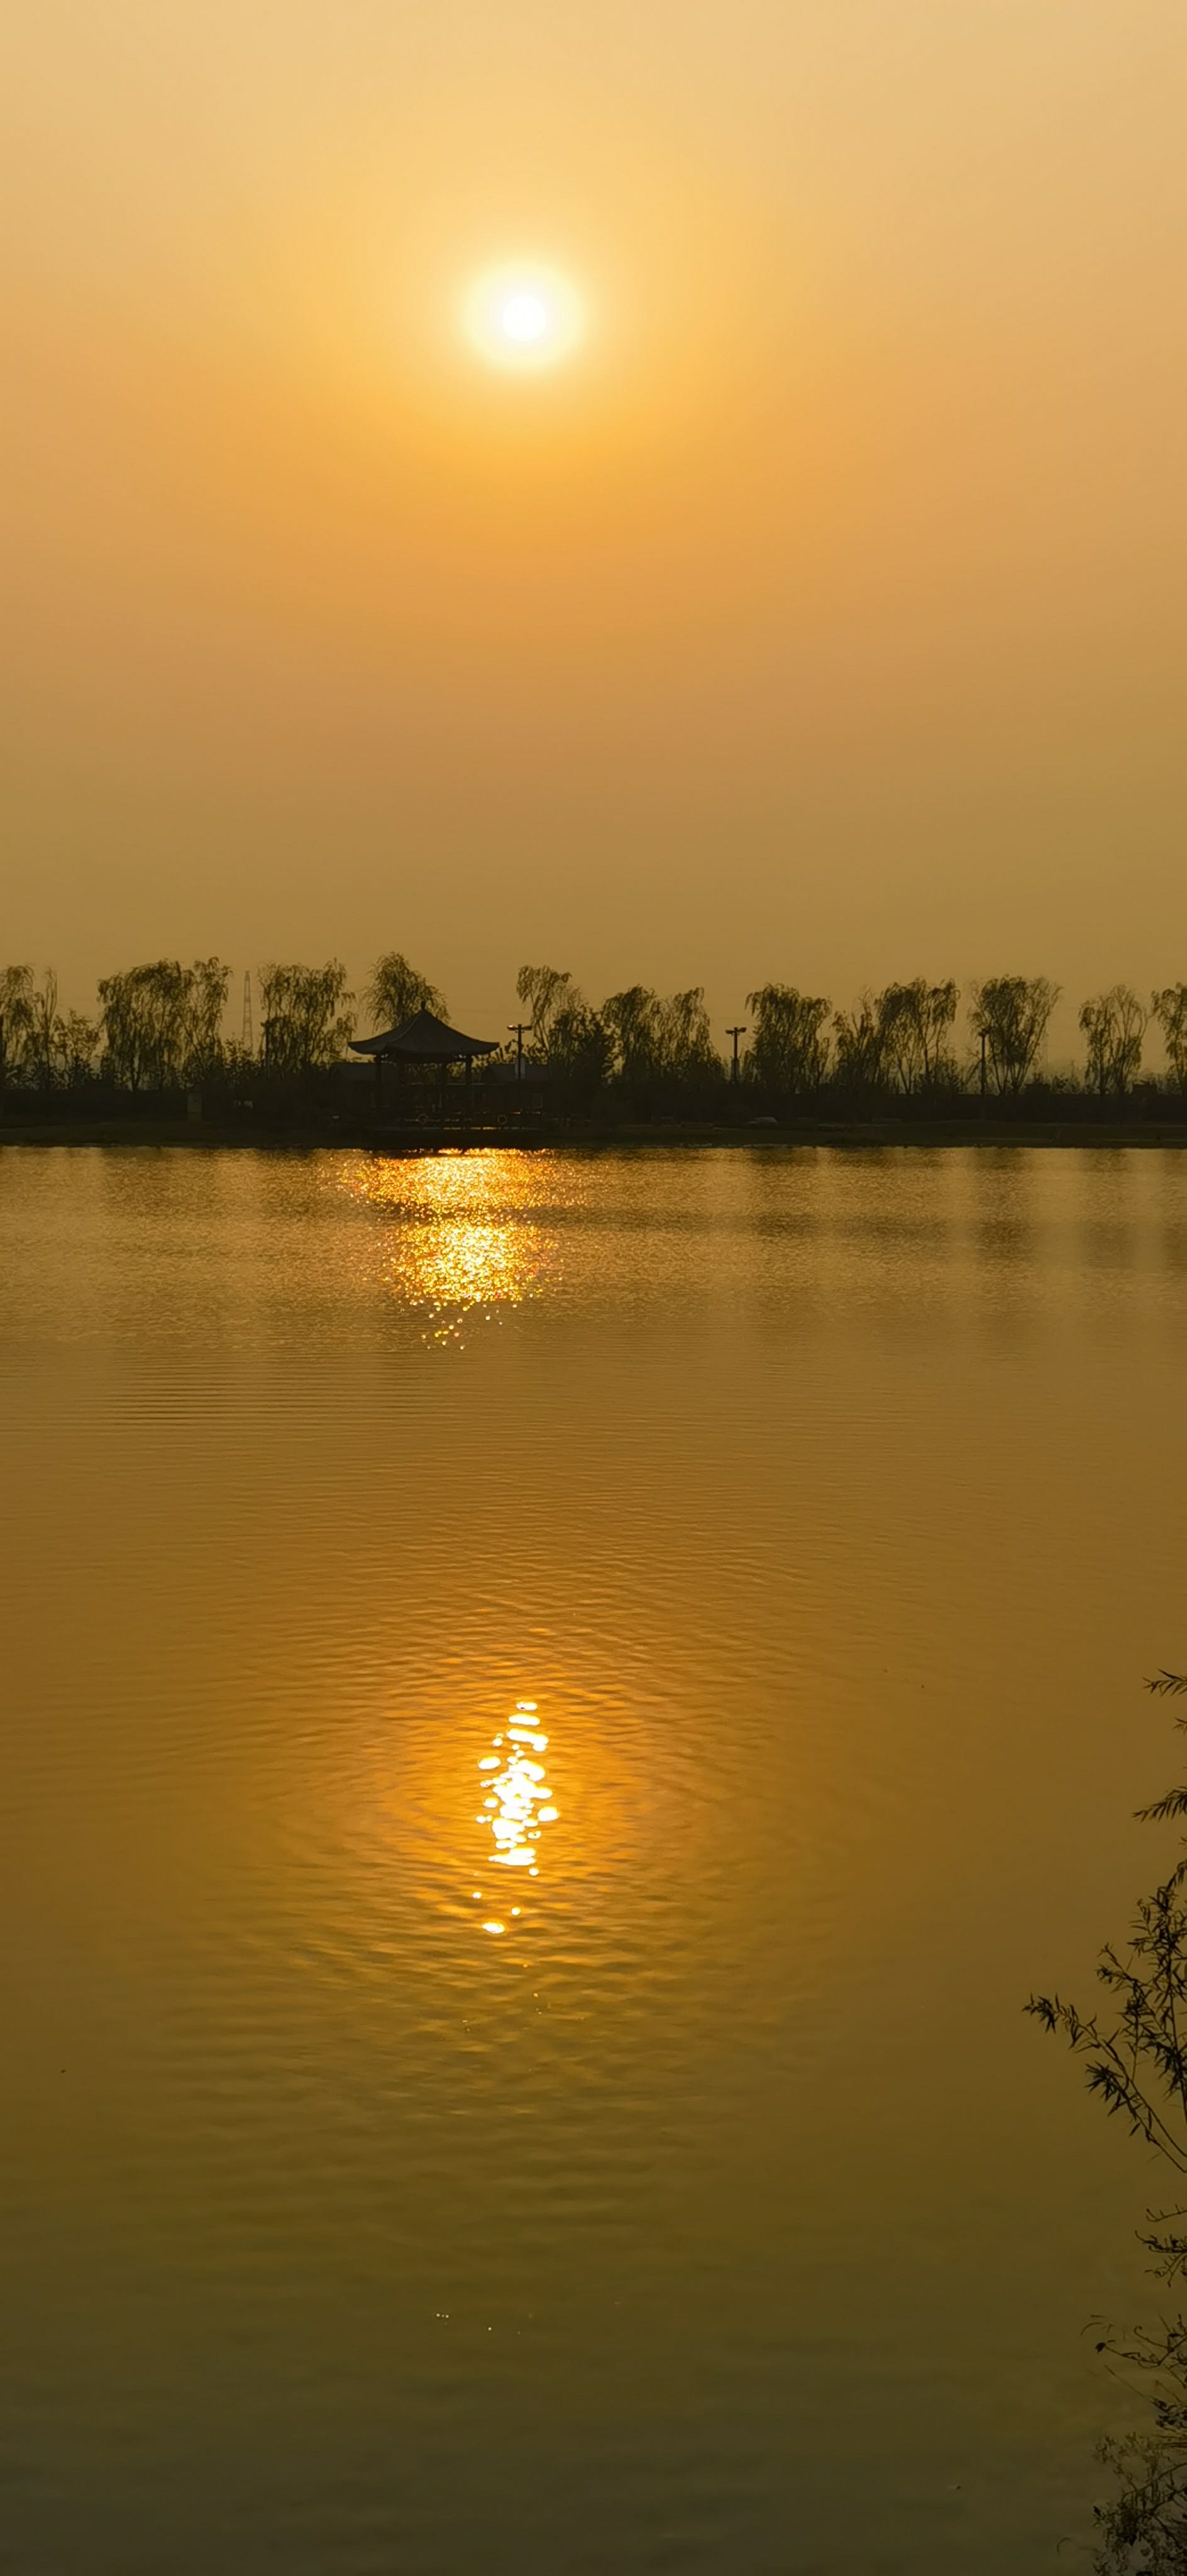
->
[3,1,1184,1042]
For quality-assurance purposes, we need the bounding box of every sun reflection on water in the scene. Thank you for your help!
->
[470,1700,560,1935]
[346,1150,563,1342]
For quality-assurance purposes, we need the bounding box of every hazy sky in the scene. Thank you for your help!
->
[4,1,1184,1040]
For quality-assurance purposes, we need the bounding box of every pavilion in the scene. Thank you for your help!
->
[349,1008,499,1117]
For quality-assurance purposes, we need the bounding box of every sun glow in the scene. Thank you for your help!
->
[463,264,585,372]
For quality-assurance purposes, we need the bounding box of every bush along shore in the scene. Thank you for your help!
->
[4,954,1187,1143]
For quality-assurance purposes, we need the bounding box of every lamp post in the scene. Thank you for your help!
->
[507,1021,531,1081]
[726,1024,747,1084]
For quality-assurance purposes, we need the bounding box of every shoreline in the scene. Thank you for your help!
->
[5,1116,1187,1153]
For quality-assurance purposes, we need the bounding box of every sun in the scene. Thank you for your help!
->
[463,264,585,373]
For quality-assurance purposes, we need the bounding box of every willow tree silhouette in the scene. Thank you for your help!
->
[1029,1676,1187,2572]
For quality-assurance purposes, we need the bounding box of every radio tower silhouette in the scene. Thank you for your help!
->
[241,971,254,1057]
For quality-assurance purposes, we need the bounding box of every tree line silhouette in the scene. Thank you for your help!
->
[3,951,1187,1121]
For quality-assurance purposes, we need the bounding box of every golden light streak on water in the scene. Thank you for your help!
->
[471,1699,558,1919]
[345,1150,569,1340]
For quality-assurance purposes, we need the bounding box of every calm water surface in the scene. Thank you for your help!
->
[2,1144,1186,2574]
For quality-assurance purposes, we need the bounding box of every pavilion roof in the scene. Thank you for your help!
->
[350,1008,498,1062]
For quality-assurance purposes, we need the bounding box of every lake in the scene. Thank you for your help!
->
[2,1142,1184,2574]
